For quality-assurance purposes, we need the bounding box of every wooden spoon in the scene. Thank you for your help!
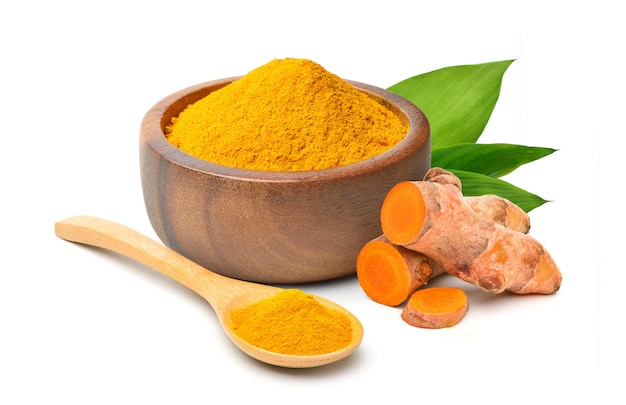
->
[54,215,364,368]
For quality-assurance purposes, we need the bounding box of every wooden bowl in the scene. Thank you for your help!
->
[140,77,430,284]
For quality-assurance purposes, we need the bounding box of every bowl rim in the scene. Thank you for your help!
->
[140,77,430,183]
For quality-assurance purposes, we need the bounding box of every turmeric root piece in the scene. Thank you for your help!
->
[465,195,530,233]
[401,287,469,329]
[425,167,531,234]
[356,235,445,306]
[357,191,532,306]
[380,168,562,294]
[357,192,532,305]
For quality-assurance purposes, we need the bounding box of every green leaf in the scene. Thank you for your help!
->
[448,169,549,212]
[432,143,557,177]
[388,60,515,148]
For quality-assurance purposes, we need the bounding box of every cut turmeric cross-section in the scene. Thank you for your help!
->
[401,287,469,329]
[380,181,426,245]
[356,235,445,306]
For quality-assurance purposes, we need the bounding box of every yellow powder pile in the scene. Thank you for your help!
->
[165,58,407,171]
[229,289,353,355]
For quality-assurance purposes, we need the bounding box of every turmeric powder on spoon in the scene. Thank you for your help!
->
[230,289,353,355]
[165,58,407,171]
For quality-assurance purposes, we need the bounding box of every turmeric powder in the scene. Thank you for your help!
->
[380,168,562,294]
[165,58,408,171]
[229,289,353,355]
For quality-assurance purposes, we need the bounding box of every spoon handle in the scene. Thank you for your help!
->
[54,215,253,305]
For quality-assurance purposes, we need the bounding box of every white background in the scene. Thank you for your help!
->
[1,1,622,403]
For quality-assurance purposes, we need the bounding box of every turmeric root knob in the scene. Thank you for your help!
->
[465,194,530,234]
[380,168,562,295]
[425,167,531,234]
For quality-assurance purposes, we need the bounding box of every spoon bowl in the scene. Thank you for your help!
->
[55,215,364,368]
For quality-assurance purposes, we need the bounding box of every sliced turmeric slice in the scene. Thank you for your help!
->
[401,287,469,329]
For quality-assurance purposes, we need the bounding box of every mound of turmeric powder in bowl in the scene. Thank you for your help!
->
[165,58,408,171]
